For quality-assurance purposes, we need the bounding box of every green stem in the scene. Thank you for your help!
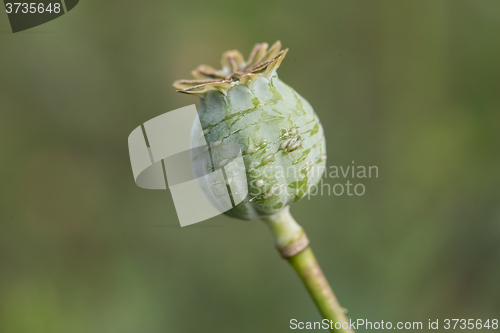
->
[262,207,354,333]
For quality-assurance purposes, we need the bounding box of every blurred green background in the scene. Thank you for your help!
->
[1,1,499,332]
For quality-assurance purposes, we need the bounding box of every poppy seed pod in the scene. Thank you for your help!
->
[174,41,327,220]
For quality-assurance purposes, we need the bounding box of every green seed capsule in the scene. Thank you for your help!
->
[174,41,326,220]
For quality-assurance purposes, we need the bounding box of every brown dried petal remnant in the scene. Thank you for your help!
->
[173,41,288,96]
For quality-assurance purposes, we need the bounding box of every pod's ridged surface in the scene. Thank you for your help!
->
[191,76,326,220]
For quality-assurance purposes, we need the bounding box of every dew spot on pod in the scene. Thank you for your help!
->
[255,179,264,188]
[280,138,292,150]
[320,154,327,161]
[217,159,229,168]
[211,141,222,148]
[287,139,302,152]
[247,140,258,153]
[263,185,277,199]
[262,154,275,164]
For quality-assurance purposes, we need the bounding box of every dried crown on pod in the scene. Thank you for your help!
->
[174,41,327,220]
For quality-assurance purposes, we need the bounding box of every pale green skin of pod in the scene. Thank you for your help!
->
[190,75,326,220]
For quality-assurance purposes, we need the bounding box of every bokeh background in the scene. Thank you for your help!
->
[1,1,499,332]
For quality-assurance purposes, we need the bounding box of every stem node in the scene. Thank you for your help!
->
[262,207,354,333]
